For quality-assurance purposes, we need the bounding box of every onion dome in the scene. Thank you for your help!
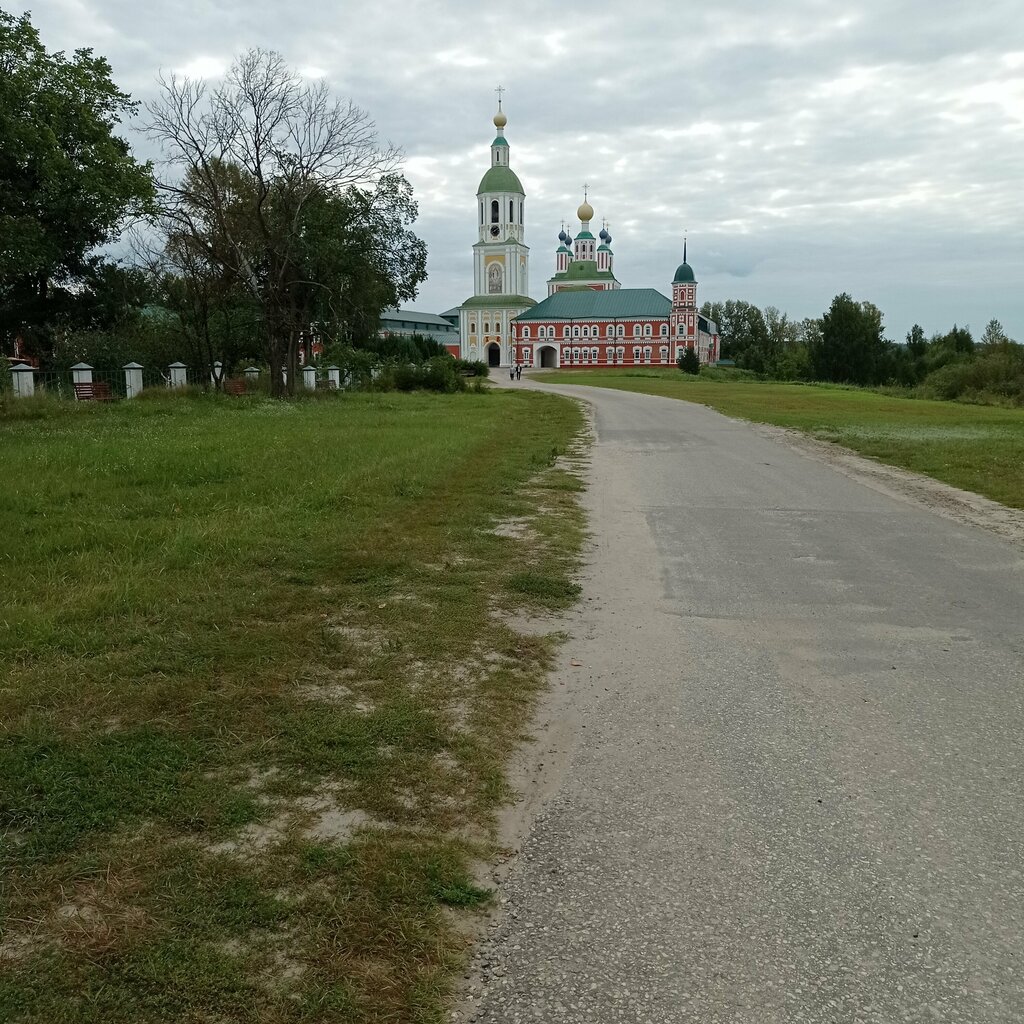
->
[599,227,610,242]
[493,109,507,130]
[558,229,568,243]
[577,199,594,223]
[673,262,696,283]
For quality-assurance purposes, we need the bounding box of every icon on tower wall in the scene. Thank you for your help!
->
[487,263,503,294]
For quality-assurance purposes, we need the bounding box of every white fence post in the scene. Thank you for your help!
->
[303,365,317,390]
[71,363,94,392]
[10,363,35,398]
[123,362,144,399]
[327,365,341,389]
[244,366,260,383]
[211,361,223,386]
[168,362,187,388]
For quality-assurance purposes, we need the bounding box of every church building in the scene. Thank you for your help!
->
[456,99,718,370]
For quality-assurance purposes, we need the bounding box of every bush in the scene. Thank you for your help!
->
[921,348,1024,405]
[454,359,490,377]
[677,348,700,375]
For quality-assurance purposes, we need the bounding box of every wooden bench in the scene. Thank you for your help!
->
[74,381,114,402]
[223,379,247,396]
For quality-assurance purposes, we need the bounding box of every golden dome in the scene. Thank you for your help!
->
[577,199,594,223]
[493,110,507,129]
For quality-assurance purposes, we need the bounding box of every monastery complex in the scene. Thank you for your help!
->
[452,100,719,370]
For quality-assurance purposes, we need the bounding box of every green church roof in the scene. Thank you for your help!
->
[477,164,524,195]
[550,260,617,283]
[574,230,595,240]
[491,135,508,147]
[673,262,696,283]
[515,288,670,321]
[460,294,536,310]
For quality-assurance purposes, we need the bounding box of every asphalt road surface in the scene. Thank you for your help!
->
[466,381,1024,1023]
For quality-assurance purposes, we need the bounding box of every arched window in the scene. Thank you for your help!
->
[573,326,580,337]
[509,200,514,221]
[660,324,668,337]
[519,202,523,224]
[659,346,669,363]
[563,326,570,338]
[632,346,640,362]
[644,324,652,337]
[491,200,499,223]
[480,202,484,223]
[484,322,489,332]
[470,323,476,333]
[633,325,641,338]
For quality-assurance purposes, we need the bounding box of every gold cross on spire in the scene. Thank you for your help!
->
[582,182,590,201]
[495,84,505,110]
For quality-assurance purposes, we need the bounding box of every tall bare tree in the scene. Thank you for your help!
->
[144,50,401,395]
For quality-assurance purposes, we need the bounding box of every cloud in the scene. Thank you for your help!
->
[15,0,1024,340]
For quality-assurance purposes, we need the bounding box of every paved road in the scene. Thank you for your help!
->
[468,382,1024,1023]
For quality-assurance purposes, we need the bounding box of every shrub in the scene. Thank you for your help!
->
[454,359,490,377]
[677,348,700,375]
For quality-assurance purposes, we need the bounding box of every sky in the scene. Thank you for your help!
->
[21,0,1024,341]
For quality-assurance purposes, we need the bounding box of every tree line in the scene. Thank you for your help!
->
[1,11,427,395]
[701,296,1023,405]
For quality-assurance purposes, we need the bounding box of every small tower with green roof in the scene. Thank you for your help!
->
[670,238,699,352]
[457,90,535,368]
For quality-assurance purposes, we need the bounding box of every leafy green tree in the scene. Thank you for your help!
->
[809,293,889,384]
[980,318,1011,350]
[146,49,416,396]
[0,10,153,361]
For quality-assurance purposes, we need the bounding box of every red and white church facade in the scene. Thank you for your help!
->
[456,100,718,370]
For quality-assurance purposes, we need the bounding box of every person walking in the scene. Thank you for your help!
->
[509,364,515,381]
[515,363,522,380]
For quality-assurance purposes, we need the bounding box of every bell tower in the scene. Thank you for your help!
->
[458,89,535,367]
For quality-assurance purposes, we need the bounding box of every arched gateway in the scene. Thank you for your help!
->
[536,345,558,369]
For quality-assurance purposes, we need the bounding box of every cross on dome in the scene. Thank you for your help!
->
[493,84,507,130]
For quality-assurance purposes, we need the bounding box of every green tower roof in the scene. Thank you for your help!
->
[673,262,696,283]
[477,164,524,195]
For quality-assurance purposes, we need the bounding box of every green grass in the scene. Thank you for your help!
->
[533,370,1024,508]
[0,388,586,1022]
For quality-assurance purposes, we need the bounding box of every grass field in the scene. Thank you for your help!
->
[0,388,585,1022]
[533,370,1024,508]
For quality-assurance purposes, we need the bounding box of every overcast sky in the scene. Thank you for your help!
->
[22,0,1024,341]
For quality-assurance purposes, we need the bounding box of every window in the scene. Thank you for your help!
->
[563,326,570,338]
[523,327,530,339]
[470,323,476,334]
[484,322,489,332]
[644,324,652,337]
[643,346,652,364]
[659,346,669,363]
[592,347,599,363]
[491,200,499,223]
[509,200,514,221]
[617,325,625,338]
[573,326,580,337]
[519,202,523,224]
[660,324,668,337]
